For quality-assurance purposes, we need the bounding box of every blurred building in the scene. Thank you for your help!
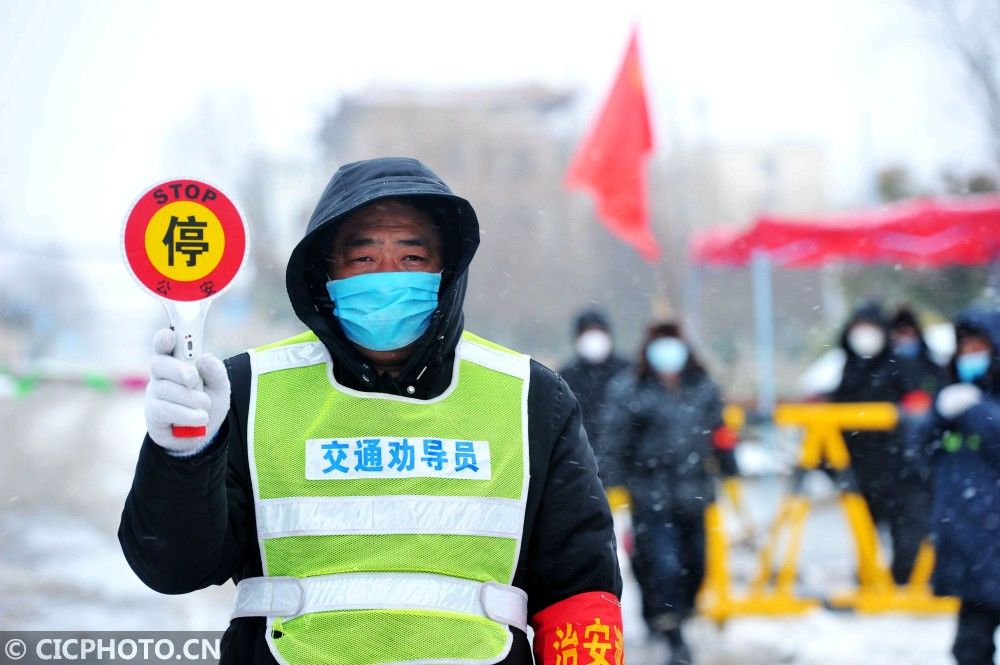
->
[315,86,836,396]
[665,142,827,228]
[657,142,836,397]
[214,154,326,355]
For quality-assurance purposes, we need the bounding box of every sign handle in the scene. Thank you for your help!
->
[164,299,213,438]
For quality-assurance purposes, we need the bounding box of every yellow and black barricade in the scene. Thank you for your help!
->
[695,402,958,621]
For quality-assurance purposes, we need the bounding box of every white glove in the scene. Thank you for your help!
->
[144,328,231,457]
[935,383,982,419]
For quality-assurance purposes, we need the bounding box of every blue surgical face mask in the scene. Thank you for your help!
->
[892,339,921,359]
[646,337,688,374]
[956,350,991,383]
[326,271,441,352]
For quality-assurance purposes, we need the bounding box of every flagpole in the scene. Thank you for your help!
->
[683,263,703,339]
[751,252,776,419]
[651,259,672,321]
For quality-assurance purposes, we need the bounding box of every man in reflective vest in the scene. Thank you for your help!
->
[120,157,625,665]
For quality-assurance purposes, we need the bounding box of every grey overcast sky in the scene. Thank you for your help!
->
[0,0,991,252]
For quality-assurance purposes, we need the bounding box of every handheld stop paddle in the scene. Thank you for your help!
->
[122,178,248,437]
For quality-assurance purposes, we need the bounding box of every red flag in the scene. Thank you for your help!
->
[565,28,659,262]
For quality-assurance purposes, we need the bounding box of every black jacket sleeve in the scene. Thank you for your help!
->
[519,362,623,618]
[118,353,257,595]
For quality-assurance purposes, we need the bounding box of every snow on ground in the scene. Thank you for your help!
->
[676,612,953,665]
[0,386,231,630]
[0,387,974,662]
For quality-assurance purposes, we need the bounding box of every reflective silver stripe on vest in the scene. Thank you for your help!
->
[232,573,529,631]
[257,495,524,539]
[255,342,327,374]
[458,340,530,380]
[253,338,529,379]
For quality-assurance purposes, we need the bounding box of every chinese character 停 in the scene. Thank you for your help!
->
[163,215,209,267]
[321,440,349,473]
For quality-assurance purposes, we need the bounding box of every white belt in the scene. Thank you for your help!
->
[232,572,528,632]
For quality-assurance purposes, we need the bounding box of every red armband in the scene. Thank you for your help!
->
[531,591,624,665]
[712,425,739,451]
[901,389,932,415]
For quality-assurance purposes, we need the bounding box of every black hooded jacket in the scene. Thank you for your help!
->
[832,304,909,495]
[598,365,725,519]
[557,310,629,476]
[118,158,622,664]
[914,309,1000,604]
[889,308,944,398]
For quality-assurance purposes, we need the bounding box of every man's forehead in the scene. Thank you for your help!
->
[333,201,440,243]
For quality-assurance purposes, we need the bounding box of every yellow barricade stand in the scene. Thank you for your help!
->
[697,402,958,623]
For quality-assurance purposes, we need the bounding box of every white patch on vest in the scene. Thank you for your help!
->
[305,437,492,480]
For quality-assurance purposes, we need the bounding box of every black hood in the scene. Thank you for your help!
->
[286,157,480,391]
[890,307,931,355]
[951,308,1000,393]
[573,308,612,337]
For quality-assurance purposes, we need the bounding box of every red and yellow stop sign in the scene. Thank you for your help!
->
[122,179,246,301]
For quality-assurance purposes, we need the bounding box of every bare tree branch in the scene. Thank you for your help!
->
[912,0,1000,168]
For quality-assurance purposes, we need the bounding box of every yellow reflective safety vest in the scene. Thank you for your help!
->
[232,330,531,665]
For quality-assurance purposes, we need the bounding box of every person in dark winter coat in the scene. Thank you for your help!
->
[886,306,943,576]
[119,158,623,665]
[832,303,921,584]
[599,322,734,665]
[558,308,629,480]
[917,309,1000,665]
[890,307,945,403]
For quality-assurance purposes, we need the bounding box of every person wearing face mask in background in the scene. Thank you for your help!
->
[915,309,1000,665]
[887,307,943,569]
[558,309,629,485]
[599,322,738,665]
[832,303,919,584]
[890,307,945,413]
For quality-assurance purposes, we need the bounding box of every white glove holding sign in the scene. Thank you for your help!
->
[935,383,982,420]
[145,328,230,456]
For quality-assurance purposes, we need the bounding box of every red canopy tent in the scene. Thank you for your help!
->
[685,195,1000,414]
[690,195,1000,268]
